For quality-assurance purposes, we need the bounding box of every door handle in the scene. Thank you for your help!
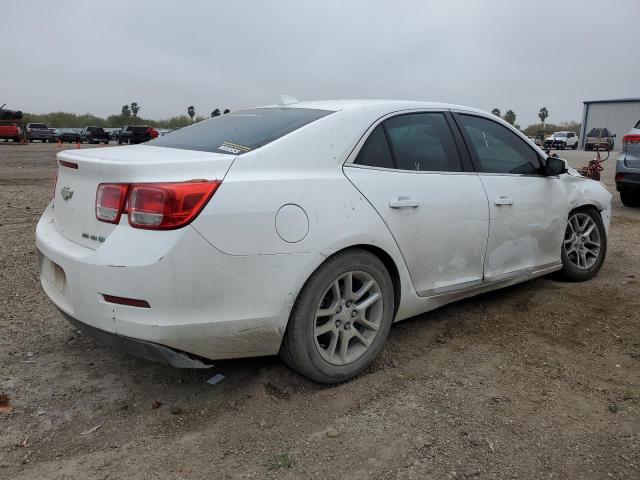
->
[494,195,513,206]
[389,196,419,209]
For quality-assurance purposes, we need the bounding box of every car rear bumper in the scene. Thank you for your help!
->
[616,172,640,190]
[36,202,323,362]
[616,155,640,190]
[61,310,214,368]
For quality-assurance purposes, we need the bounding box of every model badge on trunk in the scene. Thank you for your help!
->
[60,186,73,201]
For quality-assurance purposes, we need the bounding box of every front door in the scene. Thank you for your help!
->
[453,113,569,279]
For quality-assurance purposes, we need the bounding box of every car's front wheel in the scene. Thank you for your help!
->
[280,249,394,383]
[559,207,607,281]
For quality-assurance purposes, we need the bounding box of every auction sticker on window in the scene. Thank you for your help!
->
[216,141,252,155]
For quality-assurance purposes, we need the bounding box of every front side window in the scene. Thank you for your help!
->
[384,113,462,172]
[458,115,541,174]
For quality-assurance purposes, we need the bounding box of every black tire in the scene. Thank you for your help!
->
[13,137,19,142]
[560,142,566,150]
[558,207,607,282]
[280,249,395,383]
[620,189,640,207]
[585,145,592,151]
[572,142,578,150]
[28,138,33,143]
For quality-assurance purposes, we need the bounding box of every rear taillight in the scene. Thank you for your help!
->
[622,134,640,145]
[95,180,220,229]
[96,184,129,224]
[615,173,624,182]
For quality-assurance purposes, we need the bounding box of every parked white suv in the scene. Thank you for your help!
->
[543,131,579,150]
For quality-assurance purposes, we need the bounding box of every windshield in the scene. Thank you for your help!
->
[148,107,333,154]
[553,132,567,137]
[30,123,47,129]
[87,127,105,133]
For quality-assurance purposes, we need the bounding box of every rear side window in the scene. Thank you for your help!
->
[384,113,462,172]
[148,107,333,154]
[458,115,541,174]
[30,123,47,129]
[635,120,640,129]
[354,125,394,168]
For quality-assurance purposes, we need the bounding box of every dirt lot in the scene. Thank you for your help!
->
[0,143,638,479]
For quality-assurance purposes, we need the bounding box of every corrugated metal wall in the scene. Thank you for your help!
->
[581,102,640,149]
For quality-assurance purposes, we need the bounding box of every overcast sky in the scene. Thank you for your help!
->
[3,0,638,126]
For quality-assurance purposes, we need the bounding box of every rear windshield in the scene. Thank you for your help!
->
[148,107,333,154]
[127,126,149,132]
[588,128,608,136]
[87,127,105,133]
[30,123,47,128]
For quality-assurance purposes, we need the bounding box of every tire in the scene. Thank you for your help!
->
[558,207,607,281]
[560,142,565,150]
[280,249,395,383]
[13,137,19,142]
[572,142,578,150]
[620,189,640,207]
[585,145,592,151]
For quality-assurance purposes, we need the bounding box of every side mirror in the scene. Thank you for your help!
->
[545,156,568,176]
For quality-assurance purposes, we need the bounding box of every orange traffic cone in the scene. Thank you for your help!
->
[57,139,62,147]
[75,140,80,149]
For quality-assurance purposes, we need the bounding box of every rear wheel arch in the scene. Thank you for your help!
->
[291,244,401,321]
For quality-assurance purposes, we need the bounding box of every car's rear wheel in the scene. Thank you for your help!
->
[620,189,640,207]
[280,249,394,383]
[572,142,578,149]
[558,207,607,281]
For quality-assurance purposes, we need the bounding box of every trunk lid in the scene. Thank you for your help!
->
[53,145,235,249]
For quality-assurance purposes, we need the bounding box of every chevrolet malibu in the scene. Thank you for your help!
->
[36,100,612,383]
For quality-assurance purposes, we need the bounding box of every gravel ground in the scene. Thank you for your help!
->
[0,143,638,479]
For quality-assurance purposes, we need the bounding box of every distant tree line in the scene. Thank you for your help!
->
[21,101,230,128]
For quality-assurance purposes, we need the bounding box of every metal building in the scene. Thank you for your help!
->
[579,98,640,150]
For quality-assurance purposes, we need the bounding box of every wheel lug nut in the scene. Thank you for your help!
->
[351,310,356,317]
[335,320,341,328]
[346,301,352,307]
[336,307,342,314]
[344,323,350,330]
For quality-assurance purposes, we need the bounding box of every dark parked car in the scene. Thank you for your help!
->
[80,126,109,144]
[26,123,56,143]
[55,128,81,143]
[117,125,159,144]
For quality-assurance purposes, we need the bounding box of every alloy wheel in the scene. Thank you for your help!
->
[314,271,383,366]
[563,212,601,270]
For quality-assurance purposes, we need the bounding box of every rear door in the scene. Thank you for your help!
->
[453,113,568,278]
[344,111,489,296]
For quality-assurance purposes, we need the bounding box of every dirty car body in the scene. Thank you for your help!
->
[36,100,612,374]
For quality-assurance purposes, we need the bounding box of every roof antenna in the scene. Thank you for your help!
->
[279,95,299,106]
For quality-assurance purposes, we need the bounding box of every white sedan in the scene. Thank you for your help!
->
[36,100,612,383]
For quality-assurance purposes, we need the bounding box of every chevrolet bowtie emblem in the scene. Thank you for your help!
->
[60,186,74,201]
